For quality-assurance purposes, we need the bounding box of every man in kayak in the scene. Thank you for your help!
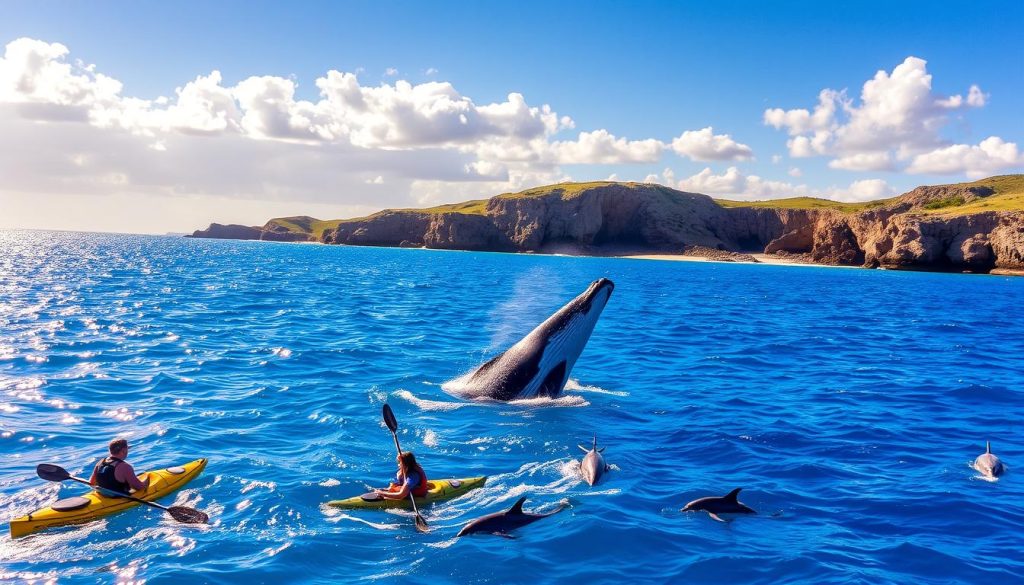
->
[88,438,150,496]
[373,451,428,500]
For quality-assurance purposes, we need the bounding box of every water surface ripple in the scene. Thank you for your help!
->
[1,231,1022,584]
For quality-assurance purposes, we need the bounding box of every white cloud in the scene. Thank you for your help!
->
[425,67,438,76]
[788,167,802,177]
[771,154,783,164]
[828,152,894,171]
[906,136,1024,178]
[674,166,805,199]
[835,178,895,201]
[10,37,754,232]
[385,67,398,77]
[764,56,1008,177]
[657,166,894,203]
[670,126,753,161]
[549,129,663,164]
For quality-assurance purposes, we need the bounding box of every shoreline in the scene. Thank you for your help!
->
[611,252,850,269]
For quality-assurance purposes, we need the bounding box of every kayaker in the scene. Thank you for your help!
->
[374,451,428,500]
[88,438,150,496]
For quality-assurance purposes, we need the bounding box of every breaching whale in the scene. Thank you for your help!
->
[447,278,614,401]
[681,488,757,522]
[456,496,566,538]
[972,441,1005,479]
[579,435,610,486]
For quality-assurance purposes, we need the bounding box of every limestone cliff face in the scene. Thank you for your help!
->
[191,181,1024,274]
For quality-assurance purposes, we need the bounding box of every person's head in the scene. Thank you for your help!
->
[108,438,128,458]
[396,451,418,475]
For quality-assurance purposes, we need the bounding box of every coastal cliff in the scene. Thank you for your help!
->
[190,175,1024,274]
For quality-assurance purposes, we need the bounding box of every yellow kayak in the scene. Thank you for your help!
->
[9,458,208,538]
[327,476,486,510]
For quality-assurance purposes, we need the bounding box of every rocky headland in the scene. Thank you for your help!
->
[190,175,1024,274]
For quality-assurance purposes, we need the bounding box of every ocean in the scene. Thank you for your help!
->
[1,230,1022,584]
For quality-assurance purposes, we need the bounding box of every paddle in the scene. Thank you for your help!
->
[381,404,429,533]
[36,463,209,524]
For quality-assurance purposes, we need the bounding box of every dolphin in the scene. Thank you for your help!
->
[579,435,609,486]
[972,441,1005,479]
[456,496,567,538]
[447,278,614,401]
[681,488,756,522]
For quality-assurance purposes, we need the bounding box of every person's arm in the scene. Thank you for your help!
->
[120,462,150,492]
[376,484,410,500]
[88,461,100,486]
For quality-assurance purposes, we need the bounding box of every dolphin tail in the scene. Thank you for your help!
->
[987,441,992,454]
[725,488,742,502]
[509,496,527,515]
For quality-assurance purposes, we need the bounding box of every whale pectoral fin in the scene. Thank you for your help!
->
[708,513,725,523]
[598,447,606,453]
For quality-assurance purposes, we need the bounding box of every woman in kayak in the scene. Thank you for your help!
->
[88,438,150,496]
[374,451,428,500]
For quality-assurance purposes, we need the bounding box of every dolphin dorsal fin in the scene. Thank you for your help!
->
[593,434,598,450]
[509,496,527,514]
[725,488,742,502]
[987,441,992,454]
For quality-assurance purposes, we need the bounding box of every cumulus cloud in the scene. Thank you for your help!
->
[828,152,894,171]
[675,166,806,199]
[906,137,1024,178]
[650,166,894,203]
[8,36,764,231]
[549,129,663,164]
[763,56,1011,177]
[670,127,753,161]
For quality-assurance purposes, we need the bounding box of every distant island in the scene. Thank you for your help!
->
[190,175,1024,275]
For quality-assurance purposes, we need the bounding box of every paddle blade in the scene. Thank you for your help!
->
[414,513,429,533]
[382,403,398,433]
[168,506,209,524]
[37,464,71,482]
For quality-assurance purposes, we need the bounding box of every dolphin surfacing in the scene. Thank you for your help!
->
[579,435,610,486]
[681,488,757,522]
[447,278,614,401]
[972,441,1005,479]
[456,496,566,538]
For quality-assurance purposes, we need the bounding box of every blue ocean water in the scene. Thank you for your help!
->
[1,230,1022,584]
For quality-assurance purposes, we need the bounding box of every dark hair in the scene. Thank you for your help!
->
[398,451,418,474]
[109,438,128,455]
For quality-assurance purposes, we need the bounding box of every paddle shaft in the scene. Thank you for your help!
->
[65,474,171,513]
[387,428,427,529]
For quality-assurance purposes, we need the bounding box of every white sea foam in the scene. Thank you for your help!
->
[394,389,480,411]
[565,378,628,396]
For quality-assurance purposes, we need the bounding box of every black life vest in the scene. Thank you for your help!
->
[95,456,131,496]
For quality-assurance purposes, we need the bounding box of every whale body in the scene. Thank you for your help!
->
[447,278,614,401]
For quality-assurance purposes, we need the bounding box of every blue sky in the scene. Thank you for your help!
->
[1,0,1021,232]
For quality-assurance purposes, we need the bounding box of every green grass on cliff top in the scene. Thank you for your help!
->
[921,175,1024,215]
[713,196,893,213]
